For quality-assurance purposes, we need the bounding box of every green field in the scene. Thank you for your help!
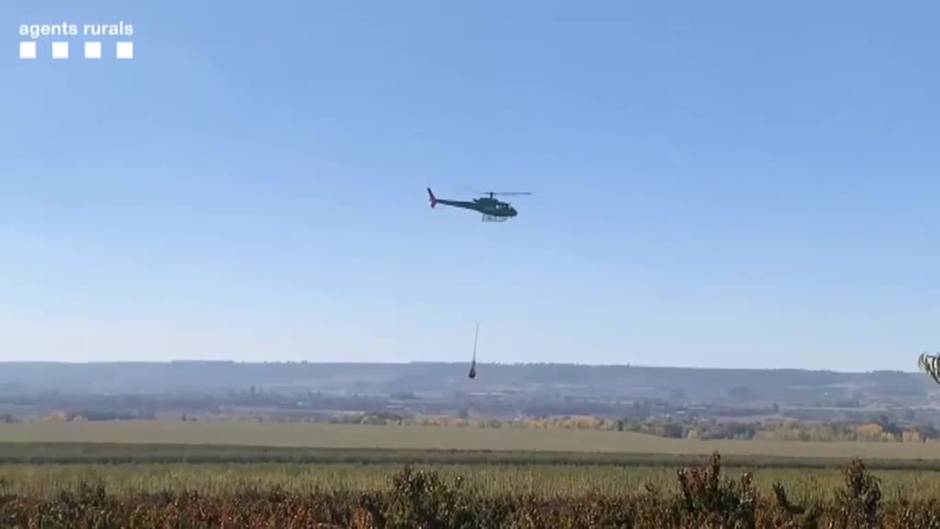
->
[3,461,940,503]
[3,422,940,526]
[3,421,940,502]
[4,421,940,461]
[0,463,926,503]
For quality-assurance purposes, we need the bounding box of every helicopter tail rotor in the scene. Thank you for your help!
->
[427,188,438,208]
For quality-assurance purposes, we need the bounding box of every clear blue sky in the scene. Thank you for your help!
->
[2,1,938,370]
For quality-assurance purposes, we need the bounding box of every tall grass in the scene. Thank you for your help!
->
[2,454,940,528]
[4,462,940,502]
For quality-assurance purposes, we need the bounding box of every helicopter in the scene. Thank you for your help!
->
[427,188,531,222]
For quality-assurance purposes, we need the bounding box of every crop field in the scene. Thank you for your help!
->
[5,421,940,460]
[4,461,940,503]
[1,456,938,527]
[3,423,940,527]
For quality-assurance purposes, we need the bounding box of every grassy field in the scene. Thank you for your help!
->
[0,459,938,528]
[3,423,940,526]
[4,461,940,503]
[4,421,940,461]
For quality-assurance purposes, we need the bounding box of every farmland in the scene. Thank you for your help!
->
[5,459,940,502]
[3,367,940,527]
[2,425,940,526]
[3,422,940,500]
[1,454,938,527]
[5,421,940,461]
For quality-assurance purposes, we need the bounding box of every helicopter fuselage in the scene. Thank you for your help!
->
[427,189,518,218]
[434,197,517,218]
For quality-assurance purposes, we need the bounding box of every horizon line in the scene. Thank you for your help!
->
[0,359,919,375]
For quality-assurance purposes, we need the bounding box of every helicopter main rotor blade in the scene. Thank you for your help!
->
[476,191,533,196]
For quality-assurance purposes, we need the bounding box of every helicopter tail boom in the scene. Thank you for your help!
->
[427,188,438,208]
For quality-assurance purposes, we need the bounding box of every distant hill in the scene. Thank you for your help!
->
[0,362,933,407]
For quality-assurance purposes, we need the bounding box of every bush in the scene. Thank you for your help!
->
[676,452,756,528]
[5,455,940,528]
[832,458,882,529]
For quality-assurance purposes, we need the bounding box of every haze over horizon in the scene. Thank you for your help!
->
[3,1,939,371]
[0,358,925,376]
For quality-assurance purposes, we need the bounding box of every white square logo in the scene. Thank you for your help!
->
[116,41,134,60]
[84,41,102,59]
[51,41,69,59]
[19,41,36,59]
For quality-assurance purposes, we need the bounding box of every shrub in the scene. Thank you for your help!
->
[4,454,940,528]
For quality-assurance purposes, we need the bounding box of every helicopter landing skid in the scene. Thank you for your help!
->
[481,215,509,222]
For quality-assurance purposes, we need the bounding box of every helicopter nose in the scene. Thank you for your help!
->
[510,207,517,216]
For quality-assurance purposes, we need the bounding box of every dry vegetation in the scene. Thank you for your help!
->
[4,461,940,503]
[3,424,940,527]
[2,454,940,528]
[5,422,940,460]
